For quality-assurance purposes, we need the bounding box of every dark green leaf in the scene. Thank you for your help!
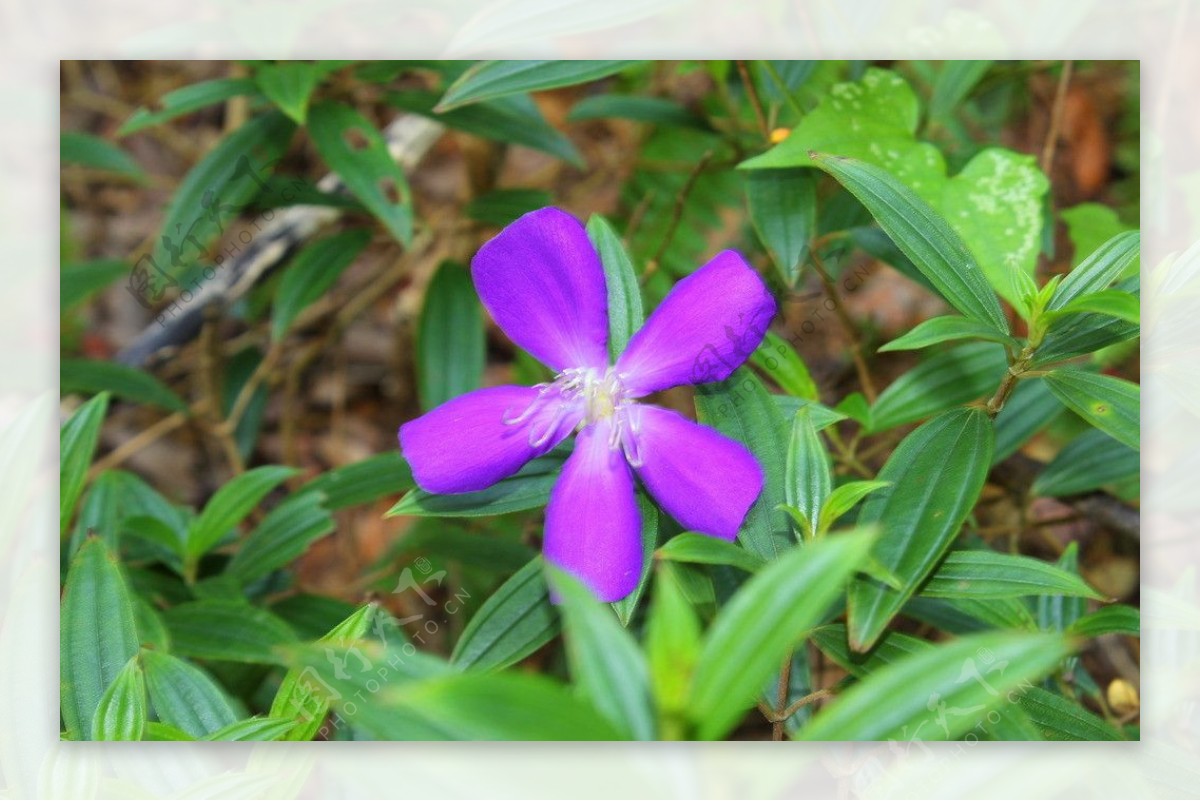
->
[611,494,660,626]
[903,594,1038,633]
[870,342,1006,432]
[878,315,1018,352]
[308,101,412,244]
[568,95,708,129]
[809,153,1008,332]
[117,78,259,136]
[993,377,1062,464]
[694,369,792,560]
[1068,605,1139,638]
[752,331,819,400]
[587,214,645,361]
[551,569,655,740]
[61,132,145,182]
[922,550,1105,601]
[656,532,765,574]
[745,168,815,286]
[90,656,147,741]
[302,452,413,510]
[389,90,583,166]
[61,358,188,413]
[451,558,557,671]
[1044,369,1140,451]
[436,60,639,110]
[60,537,139,740]
[928,60,993,121]
[142,650,238,738]
[390,521,534,574]
[1034,429,1139,497]
[775,396,848,431]
[387,453,564,518]
[255,62,321,124]
[186,465,297,560]
[417,261,485,410]
[800,630,1071,740]
[272,229,372,340]
[225,490,334,582]
[61,259,129,311]
[467,188,554,227]
[1019,686,1122,740]
[848,408,994,650]
[60,393,109,535]
[162,600,299,664]
[689,529,876,740]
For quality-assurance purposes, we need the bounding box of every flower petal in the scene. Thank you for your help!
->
[615,250,776,395]
[543,419,642,602]
[472,207,610,372]
[399,385,583,494]
[627,404,762,540]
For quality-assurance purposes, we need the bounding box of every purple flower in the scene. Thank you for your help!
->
[398,208,776,601]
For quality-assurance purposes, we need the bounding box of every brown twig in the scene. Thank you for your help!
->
[758,688,833,724]
[87,411,189,480]
[773,655,792,741]
[810,249,878,403]
[641,149,714,285]
[1040,60,1074,176]
[736,60,770,141]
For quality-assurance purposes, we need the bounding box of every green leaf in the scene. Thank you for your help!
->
[451,558,558,671]
[60,358,188,413]
[388,453,564,518]
[921,550,1105,601]
[144,111,295,282]
[225,490,335,582]
[59,393,110,535]
[142,650,238,738]
[61,132,146,182]
[568,95,708,129]
[611,494,660,626]
[1068,605,1140,638]
[1019,686,1122,740]
[807,153,1008,331]
[142,722,195,740]
[466,188,554,227]
[655,532,765,575]
[1034,429,1139,497]
[417,261,485,411]
[1047,231,1141,311]
[774,396,847,430]
[436,60,639,110]
[308,101,412,244]
[905,594,1038,632]
[390,520,534,573]
[784,408,831,540]
[551,569,655,740]
[1036,543,1086,635]
[161,600,299,664]
[90,656,147,741]
[388,90,582,166]
[800,630,1072,740]
[117,78,259,136]
[255,62,321,124]
[928,60,993,122]
[878,315,1018,352]
[202,716,297,742]
[819,480,891,535]
[587,214,645,361]
[272,229,372,340]
[751,331,819,400]
[689,529,877,740]
[61,259,129,311]
[271,603,376,741]
[745,168,815,286]
[60,537,139,740]
[302,452,413,509]
[1052,289,1140,325]
[993,377,1062,464]
[1044,369,1140,451]
[1061,203,1137,270]
[694,369,792,560]
[186,465,297,560]
[645,565,703,726]
[848,408,994,651]
[870,342,1007,432]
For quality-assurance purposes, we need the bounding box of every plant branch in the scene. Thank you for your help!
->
[810,249,878,403]
[641,149,714,285]
[736,60,770,141]
[1040,60,1074,176]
